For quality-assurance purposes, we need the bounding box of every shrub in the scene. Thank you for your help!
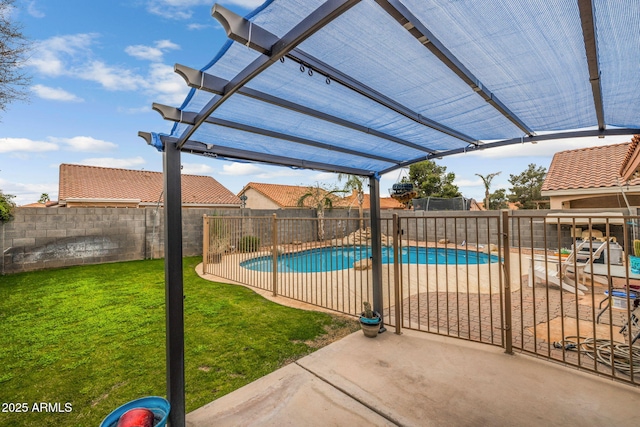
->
[238,235,260,252]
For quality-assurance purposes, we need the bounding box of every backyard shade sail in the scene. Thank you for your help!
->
[142,0,640,177]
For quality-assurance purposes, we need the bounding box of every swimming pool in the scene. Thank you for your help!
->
[240,245,500,273]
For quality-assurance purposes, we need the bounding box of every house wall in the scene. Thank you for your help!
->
[241,189,281,210]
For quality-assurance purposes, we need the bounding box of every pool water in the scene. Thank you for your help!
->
[240,245,499,273]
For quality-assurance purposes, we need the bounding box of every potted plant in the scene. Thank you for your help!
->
[553,248,571,259]
[359,301,381,338]
[630,240,640,274]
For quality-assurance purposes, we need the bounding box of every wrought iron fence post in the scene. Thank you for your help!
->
[272,213,278,297]
[501,210,513,354]
[202,215,209,275]
[393,214,402,335]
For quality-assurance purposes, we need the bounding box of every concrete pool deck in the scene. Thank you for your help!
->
[186,328,640,427]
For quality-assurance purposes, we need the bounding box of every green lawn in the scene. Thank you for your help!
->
[0,257,359,426]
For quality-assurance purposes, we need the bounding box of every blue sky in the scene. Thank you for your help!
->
[0,0,632,206]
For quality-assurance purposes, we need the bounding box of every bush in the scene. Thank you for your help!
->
[0,190,16,223]
[238,236,260,252]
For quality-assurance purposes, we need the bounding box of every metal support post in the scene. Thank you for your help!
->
[163,141,185,427]
[369,176,386,333]
[202,215,209,275]
[272,213,278,297]
[501,210,513,355]
[393,214,402,334]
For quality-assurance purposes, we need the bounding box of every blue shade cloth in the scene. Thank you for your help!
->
[153,0,640,176]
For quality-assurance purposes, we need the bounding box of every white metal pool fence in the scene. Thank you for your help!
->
[202,212,640,387]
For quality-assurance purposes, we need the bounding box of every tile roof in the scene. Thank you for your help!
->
[340,191,405,210]
[541,141,640,192]
[59,164,240,206]
[619,135,640,181]
[239,183,404,209]
[239,182,326,208]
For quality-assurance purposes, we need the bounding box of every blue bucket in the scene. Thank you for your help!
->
[100,396,170,427]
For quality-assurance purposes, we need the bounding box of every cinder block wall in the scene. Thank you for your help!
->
[2,207,632,274]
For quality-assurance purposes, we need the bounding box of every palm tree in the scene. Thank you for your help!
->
[475,172,501,210]
[338,174,366,229]
[297,183,345,240]
[38,193,50,204]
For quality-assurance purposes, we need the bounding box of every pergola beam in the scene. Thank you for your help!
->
[379,128,640,175]
[138,132,374,177]
[375,0,535,136]
[210,7,478,146]
[152,103,403,165]
[175,0,361,149]
[577,0,605,131]
[174,64,437,155]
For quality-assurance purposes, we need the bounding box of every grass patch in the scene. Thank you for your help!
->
[0,257,359,426]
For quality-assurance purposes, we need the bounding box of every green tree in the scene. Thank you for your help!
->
[38,193,50,204]
[338,174,366,229]
[0,0,31,116]
[508,164,548,209]
[488,188,508,210]
[0,189,16,222]
[475,172,501,210]
[297,183,346,240]
[405,160,460,198]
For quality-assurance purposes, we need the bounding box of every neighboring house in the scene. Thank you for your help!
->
[541,136,640,209]
[20,202,57,208]
[58,164,241,208]
[237,183,404,210]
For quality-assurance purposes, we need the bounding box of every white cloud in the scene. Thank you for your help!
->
[31,84,83,102]
[125,39,179,62]
[0,179,58,207]
[181,163,214,174]
[79,156,146,168]
[187,23,209,30]
[455,178,483,187]
[147,63,190,105]
[118,105,152,114]
[145,0,261,20]
[27,1,45,18]
[29,33,97,77]
[49,136,118,152]
[220,162,262,176]
[256,169,305,179]
[0,137,59,153]
[27,33,188,108]
[82,60,147,91]
[313,172,338,181]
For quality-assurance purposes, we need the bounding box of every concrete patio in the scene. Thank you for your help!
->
[186,328,640,427]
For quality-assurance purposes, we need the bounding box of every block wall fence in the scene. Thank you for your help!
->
[1,206,631,274]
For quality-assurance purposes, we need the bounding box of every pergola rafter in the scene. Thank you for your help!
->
[174,64,438,155]
[577,0,605,132]
[153,103,404,165]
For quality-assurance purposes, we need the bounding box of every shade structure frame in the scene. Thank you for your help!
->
[140,3,640,426]
[173,63,439,156]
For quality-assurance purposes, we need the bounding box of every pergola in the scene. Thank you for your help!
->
[139,1,640,425]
